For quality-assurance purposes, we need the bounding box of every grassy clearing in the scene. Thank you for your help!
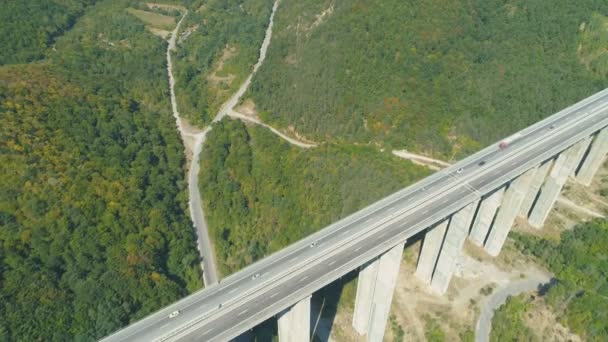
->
[127,8,176,30]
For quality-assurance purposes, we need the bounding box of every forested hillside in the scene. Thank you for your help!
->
[0,0,95,65]
[0,1,202,340]
[173,0,274,126]
[199,120,430,274]
[512,220,608,340]
[248,0,608,158]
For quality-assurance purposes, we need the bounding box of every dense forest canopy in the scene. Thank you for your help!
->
[0,0,96,65]
[0,0,202,340]
[199,120,429,274]
[247,0,608,158]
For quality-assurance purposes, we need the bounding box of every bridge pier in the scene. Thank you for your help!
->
[415,220,449,284]
[352,242,404,342]
[277,296,310,342]
[576,128,608,186]
[484,167,537,256]
[469,187,505,247]
[430,201,478,294]
[519,161,553,218]
[528,139,590,228]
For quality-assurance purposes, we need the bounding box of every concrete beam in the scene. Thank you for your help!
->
[353,243,404,342]
[576,128,608,186]
[528,138,591,228]
[430,201,479,295]
[278,296,310,342]
[519,161,553,218]
[469,187,505,247]
[484,168,537,256]
[415,220,449,284]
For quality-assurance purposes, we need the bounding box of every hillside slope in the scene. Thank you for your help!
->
[247,0,608,158]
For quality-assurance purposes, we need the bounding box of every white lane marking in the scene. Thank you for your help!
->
[270,292,279,299]
[355,246,362,252]
[421,209,430,215]
[238,309,249,316]
[299,275,309,282]
[228,287,239,294]
[341,230,350,236]
[365,218,374,224]
[328,260,337,266]
[202,327,215,335]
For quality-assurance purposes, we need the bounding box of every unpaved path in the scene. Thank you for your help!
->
[219,0,318,149]
[475,274,551,342]
[556,195,605,218]
[214,0,279,123]
[392,150,451,170]
[229,111,316,148]
[167,10,218,286]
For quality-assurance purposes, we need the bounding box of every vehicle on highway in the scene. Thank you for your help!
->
[499,132,523,150]
[309,241,318,248]
[456,167,463,173]
[251,273,260,280]
[169,310,180,319]
[478,160,486,166]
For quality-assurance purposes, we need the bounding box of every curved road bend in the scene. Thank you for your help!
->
[475,274,551,342]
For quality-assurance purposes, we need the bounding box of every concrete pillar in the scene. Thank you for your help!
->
[352,243,404,342]
[415,220,449,284]
[353,258,380,334]
[484,168,537,256]
[430,201,479,295]
[469,187,505,247]
[528,139,591,228]
[576,128,608,186]
[278,296,310,342]
[519,161,553,218]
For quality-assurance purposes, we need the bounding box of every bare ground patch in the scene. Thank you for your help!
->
[207,45,238,86]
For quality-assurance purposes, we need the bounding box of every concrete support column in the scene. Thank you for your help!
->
[353,258,380,334]
[469,187,505,247]
[528,139,591,228]
[352,243,404,342]
[430,201,479,294]
[484,168,537,256]
[576,128,608,186]
[519,161,553,218]
[415,220,449,284]
[278,296,310,342]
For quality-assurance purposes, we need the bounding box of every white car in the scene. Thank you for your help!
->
[251,273,261,280]
[168,310,180,319]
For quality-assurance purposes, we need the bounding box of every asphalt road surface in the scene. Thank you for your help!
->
[102,89,608,342]
[475,275,551,342]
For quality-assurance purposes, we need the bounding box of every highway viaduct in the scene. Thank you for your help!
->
[103,88,608,342]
